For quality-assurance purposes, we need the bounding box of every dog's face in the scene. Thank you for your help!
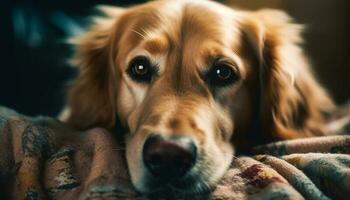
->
[116,0,255,192]
[65,0,333,193]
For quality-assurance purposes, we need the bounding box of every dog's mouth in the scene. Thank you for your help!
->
[170,173,213,193]
[143,171,213,195]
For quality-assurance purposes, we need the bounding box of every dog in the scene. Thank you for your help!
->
[60,0,334,194]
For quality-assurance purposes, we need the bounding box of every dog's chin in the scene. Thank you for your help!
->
[136,172,214,196]
[169,174,214,194]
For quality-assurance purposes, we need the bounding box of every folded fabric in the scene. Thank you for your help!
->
[0,106,349,199]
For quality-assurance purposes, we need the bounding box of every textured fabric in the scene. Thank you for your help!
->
[1,106,350,199]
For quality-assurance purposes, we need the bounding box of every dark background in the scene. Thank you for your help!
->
[0,0,349,118]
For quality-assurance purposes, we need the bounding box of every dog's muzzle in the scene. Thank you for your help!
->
[142,134,197,183]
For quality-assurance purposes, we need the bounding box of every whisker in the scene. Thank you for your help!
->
[131,29,146,39]
[140,27,151,38]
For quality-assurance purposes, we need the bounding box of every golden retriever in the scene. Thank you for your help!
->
[60,0,334,194]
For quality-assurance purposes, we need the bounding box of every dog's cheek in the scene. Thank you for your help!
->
[117,79,147,129]
[117,81,135,125]
[125,133,147,192]
[205,136,234,184]
[208,111,235,184]
[225,86,253,136]
[195,107,234,185]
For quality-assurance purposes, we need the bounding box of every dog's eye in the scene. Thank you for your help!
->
[207,63,239,87]
[127,56,155,83]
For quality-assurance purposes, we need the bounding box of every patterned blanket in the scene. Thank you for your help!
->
[1,106,349,199]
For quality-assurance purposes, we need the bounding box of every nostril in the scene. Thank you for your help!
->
[142,134,197,179]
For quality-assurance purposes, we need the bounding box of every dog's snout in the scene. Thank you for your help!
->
[142,134,197,180]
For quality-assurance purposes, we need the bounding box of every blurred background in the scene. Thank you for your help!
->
[0,0,349,117]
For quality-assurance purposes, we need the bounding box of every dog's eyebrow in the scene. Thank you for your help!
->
[200,45,240,70]
[143,37,168,55]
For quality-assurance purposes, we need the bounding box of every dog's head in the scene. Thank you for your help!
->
[65,0,333,193]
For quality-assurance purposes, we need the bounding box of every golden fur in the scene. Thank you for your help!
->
[61,0,334,193]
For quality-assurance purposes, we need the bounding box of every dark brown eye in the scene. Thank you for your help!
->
[215,65,232,80]
[206,64,239,87]
[134,62,148,75]
[127,56,156,83]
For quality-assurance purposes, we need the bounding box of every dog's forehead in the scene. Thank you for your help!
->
[123,0,242,58]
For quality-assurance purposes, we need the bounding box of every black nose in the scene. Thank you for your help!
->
[142,134,197,181]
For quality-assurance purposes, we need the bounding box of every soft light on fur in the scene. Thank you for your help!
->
[61,0,334,193]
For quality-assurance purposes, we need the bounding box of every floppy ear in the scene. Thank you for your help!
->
[242,9,334,141]
[63,6,125,130]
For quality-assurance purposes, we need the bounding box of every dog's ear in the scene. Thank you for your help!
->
[64,6,125,130]
[241,9,334,141]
